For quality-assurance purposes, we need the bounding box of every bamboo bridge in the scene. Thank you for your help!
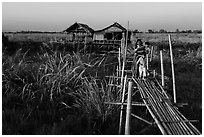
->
[105,32,201,135]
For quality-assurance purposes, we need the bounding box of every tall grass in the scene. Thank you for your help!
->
[2,48,119,134]
[3,35,202,134]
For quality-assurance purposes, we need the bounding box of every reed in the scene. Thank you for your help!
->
[2,48,120,134]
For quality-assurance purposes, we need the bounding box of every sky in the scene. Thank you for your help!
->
[2,2,202,32]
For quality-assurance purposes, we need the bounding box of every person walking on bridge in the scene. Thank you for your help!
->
[132,39,148,79]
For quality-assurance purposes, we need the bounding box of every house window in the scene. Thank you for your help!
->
[105,33,113,40]
[114,32,122,40]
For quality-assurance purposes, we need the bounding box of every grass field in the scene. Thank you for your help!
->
[5,33,68,42]
[5,32,202,44]
[2,32,202,134]
[133,33,202,43]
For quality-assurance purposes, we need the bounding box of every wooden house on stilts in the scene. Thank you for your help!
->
[63,22,131,52]
[63,22,94,43]
[93,22,131,50]
[94,22,131,42]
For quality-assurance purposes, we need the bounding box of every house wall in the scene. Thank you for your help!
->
[67,33,74,41]
[104,26,123,33]
[93,33,104,40]
[66,31,93,42]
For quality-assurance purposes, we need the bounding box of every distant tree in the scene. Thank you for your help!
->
[193,30,202,33]
[186,30,192,33]
[133,29,140,33]
[175,29,180,33]
[148,29,154,33]
[159,29,167,33]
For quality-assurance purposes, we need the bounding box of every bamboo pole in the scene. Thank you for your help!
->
[132,78,168,135]
[104,102,146,106]
[125,81,132,135]
[176,110,201,134]
[121,33,125,56]
[153,70,156,78]
[131,113,152,125]
[146,51,149,71]
[160,50,164,87]
[120,33,126,94]
[139,79,173,134]
[150,46,154,62]
[118,48,121,77]
[120,57,125,91]
[134,78,200,135]
[120,22,129,91]
[165,104,191,134]
[147,80,187,134]
[125,21,129,53]
[124,21,129,68]
[144,80,180,134]
[139,79,170,132]
[146,79,187,134]
[119,75,127,135]
[168,34,176,103]
[116,65,119,85]
[154,78,169,99]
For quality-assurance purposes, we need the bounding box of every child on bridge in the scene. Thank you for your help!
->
[132,39,149,79]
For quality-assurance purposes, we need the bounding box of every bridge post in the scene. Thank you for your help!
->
[119,75,127,135]
[125,21,129,50]
[146,52,149,70]
[118,47,121,77]
[116,65,119,85]
[150,46,154,62]
[125,81,132,135]
[120,33,126,96]
[169,34,176,103]
[153,70,156,78]
[160,50,164,87]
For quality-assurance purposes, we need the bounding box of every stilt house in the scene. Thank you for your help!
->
[64,22,94,43]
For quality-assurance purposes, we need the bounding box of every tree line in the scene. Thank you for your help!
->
[133,29,202,34]
[4,29,202,34]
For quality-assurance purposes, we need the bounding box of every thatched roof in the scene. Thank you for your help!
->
[64,22,94,34]
[95,22,127,33]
